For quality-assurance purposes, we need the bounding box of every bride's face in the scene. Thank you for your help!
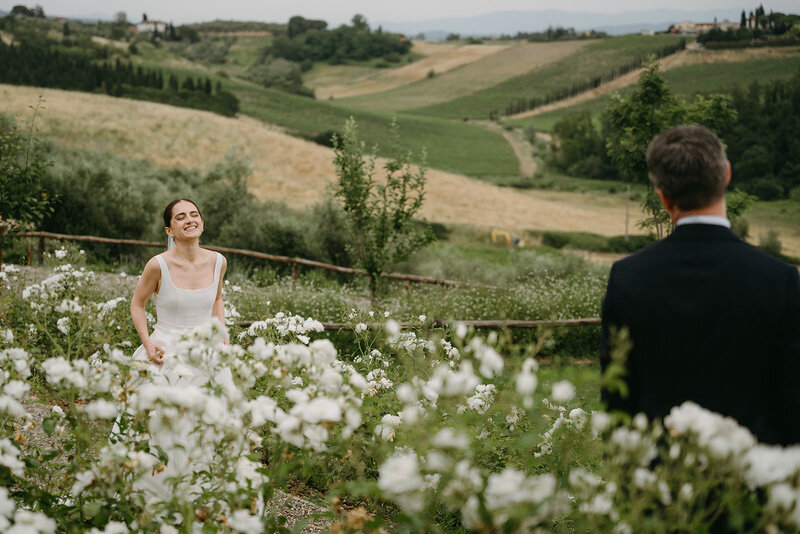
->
[166,200,204,241]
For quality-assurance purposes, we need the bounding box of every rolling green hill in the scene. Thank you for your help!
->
[408,34,686,120]
[507,49,800,131]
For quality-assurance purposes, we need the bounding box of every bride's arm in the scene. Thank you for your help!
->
[130,258,165,363]
[212,256,229,343]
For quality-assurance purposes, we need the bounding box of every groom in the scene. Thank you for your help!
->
[600,125,800,445]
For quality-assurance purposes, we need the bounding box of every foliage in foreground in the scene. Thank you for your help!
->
[1,251,800,532]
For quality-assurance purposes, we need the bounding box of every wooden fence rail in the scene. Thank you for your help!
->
[19,231,484,289]
[238,318,602,330]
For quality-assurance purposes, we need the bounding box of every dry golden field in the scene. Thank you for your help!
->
[318,40,593,111]
[1,84,644,234]
[2,84,798,257]
[309,41,512,100]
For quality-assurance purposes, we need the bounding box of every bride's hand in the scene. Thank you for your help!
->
[146,344,166,365]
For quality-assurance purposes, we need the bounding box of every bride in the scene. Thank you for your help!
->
[127,198,232,504]
[130,198,228,365]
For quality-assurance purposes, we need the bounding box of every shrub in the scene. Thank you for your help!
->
[759,229,783,257]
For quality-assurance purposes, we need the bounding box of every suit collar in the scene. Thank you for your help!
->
[666,223,742,242]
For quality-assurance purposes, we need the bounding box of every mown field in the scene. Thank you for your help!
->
[408,34,686,120]
[307,40,509,100]
[335,40,592,112]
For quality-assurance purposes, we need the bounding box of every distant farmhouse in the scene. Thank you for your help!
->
[135,15,167,34]
[669,19,739,35]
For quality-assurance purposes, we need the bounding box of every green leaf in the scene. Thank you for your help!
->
[42,416,56,436]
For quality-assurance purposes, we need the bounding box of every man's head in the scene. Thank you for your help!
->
[646,125,730,212]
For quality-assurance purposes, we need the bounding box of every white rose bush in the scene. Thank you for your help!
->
[2,249,800,532]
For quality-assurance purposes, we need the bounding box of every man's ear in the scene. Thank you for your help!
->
[725,160,732,186]
[655,189,675,213]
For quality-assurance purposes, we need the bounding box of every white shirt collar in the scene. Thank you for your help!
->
[675,215,731,228]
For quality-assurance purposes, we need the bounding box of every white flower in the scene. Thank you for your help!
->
[378,451,425,512]
[375,414,403,441]
[432,428,470,450]
[397,383,417,404]
[515,358,538,395]
[384,320,402,343]
[579,493,614,515]
[85,399,118,420]
[0,329,12,345]
[228,509,263,534]
[0,438,25,476]
[468,338,504,378]
[55,248,68,259]
[464,384,496,414]
[0,396,26,419]
[56,299,82,314]
[9,509,57,533]
[551,380,575,403]
[591,411,612,434]
[71,470,95,496]
[632,467,656,489]
[664,402,756,459]
[418,315,426,323]
[56,316,70,335]
[484,468,556,511]
[354,322,367,334]
[679,483,694,501]
[89,521,129,534]
[3,381,29,401]
[293,397,342,424]
[454,322,468,339]
[744,444,800,487]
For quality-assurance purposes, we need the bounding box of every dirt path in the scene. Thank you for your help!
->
[476,120,538,177]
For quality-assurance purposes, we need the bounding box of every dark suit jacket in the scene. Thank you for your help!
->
[600,223,800,445]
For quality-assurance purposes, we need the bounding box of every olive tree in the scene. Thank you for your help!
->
[605,56,738,238]
[332,117,433,302]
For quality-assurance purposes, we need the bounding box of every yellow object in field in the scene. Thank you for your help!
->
[491,230,512,246]
[491,230,524,248]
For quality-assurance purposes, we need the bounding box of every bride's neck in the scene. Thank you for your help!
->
[172,240,202,262]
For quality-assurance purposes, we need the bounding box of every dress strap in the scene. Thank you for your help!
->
[213,252,223,288]
[154,254,173,288]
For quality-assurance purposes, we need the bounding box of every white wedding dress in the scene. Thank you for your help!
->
[127,252,233,505]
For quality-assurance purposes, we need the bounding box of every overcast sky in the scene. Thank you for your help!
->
[3,1,796,26]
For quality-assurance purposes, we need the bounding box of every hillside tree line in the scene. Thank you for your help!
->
[269,14,411,64]
[698,5,799,47]
[0,39,239,117]
[549,67,800,202]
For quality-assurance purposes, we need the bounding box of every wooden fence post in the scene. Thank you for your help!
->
[26,243,32,266]
[38,236,45,265]
[291,262,298,289]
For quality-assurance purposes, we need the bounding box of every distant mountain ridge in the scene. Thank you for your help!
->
[376,9,742,38]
